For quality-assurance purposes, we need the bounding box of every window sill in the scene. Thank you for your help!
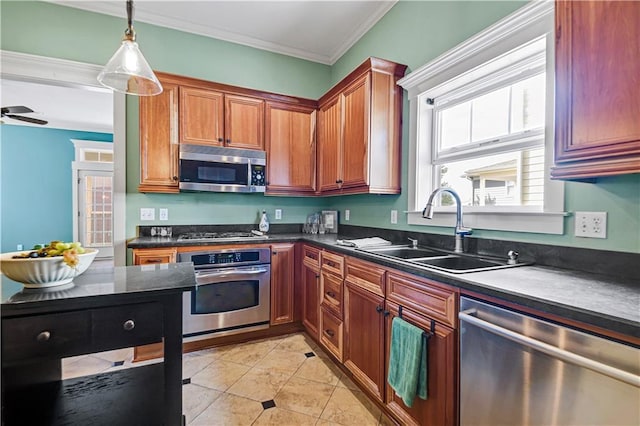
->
[407,210,569,234]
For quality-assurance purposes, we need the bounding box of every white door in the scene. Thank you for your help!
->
[78,169,113,258]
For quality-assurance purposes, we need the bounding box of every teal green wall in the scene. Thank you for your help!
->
[2,1,638,253]
[326,0,640,254]
[0,125,112,252]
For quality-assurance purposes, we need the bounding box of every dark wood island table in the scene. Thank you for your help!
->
[1,262,196,425]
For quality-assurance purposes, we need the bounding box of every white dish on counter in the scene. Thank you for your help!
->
[0,249,98,287]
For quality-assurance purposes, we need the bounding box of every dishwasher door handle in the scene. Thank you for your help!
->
[460,309,640,387]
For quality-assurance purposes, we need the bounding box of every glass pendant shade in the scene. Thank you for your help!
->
[98,39,162,96]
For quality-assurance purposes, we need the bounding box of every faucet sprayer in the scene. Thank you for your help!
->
[423,187,472,253]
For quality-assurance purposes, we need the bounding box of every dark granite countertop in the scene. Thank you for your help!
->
[127,233,639,339]
[1,262,196,314]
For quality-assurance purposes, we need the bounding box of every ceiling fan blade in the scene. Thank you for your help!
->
[2,106,34,115]
[6,114,48,125]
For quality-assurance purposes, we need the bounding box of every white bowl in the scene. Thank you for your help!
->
[0,249,98,288]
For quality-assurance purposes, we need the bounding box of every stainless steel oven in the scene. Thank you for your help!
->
[178,247,270,341]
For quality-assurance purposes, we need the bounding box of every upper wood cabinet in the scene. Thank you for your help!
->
[138,82,180,193]
[179,87,224,146]
[552,1,640,179]
[265,102,317,195]
[180,87,264,150]
[318,58,407,195]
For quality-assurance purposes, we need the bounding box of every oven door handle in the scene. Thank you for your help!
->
[195,268,270,284]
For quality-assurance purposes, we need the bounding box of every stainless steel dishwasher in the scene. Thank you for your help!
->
[459,297,640,426]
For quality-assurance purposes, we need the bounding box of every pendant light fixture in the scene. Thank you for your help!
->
[97,0,162,96]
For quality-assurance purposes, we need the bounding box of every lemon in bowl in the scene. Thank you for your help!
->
[1,248,98,288]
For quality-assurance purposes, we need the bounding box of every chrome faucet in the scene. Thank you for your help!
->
[422,187,472,253]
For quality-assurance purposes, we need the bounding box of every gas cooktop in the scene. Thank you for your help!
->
[176,231,268,242]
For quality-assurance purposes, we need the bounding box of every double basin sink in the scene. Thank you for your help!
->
[358,245,529,274]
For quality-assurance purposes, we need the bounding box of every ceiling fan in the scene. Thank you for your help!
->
[1,106,48,125]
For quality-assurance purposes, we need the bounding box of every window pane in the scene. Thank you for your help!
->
[436,148,544,207]
[440,102,471,150]
[471,86,510,142]
[511,73,546,132]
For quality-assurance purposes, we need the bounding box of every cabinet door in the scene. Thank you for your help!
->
[553,1,640,178]
[132,248,177,265]
[265,102,317,194]
[302,259,320,339]
[318,96,342,192]
[138,82,179,193]
[341,73,370,189]
[180,86,224,146]
[224,94,265,150]
[344,281,386,403]
[384,301,457,426]
[270,243,295,325]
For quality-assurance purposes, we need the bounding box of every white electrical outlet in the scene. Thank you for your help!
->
[16,244,23,251]
[391,210,398,224]
[575,211,607,238]
[275,209,282,220]
[345,210,350,221]
[140,208,155,221]
[159,208,169,221]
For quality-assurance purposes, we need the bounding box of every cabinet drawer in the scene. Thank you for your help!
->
[92,303,163,352]
[321,251,344,278]
[2,310,91,363]
[133,248,177,265]
[386,271,458,328]
[302,245,321,269]
[320,307,343,361]
[321,271,343,318]
[345,257,386,297]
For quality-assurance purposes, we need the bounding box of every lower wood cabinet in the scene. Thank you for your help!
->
[384,301,457,426]
[132,248,177,265]
[343,280,386,403]
[270,243,295,325]
[302,247,321,339]
[320,307,343,361]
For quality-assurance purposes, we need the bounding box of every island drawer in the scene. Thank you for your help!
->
[2,303,164,365]
[2,310,92,363]
[92,302,163,352]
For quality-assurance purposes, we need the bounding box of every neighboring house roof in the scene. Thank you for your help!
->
[462,159,517,178]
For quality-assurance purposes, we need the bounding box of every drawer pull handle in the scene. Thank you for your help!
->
[36,331,51,342]
[326,291,336,298]
[376,306,383,313]
[146,259,162,263]
[123,320,136,331]
[325,329,335,337]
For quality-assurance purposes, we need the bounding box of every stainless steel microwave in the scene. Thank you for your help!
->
[179,144,266,193]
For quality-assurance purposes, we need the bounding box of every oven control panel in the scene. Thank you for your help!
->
[179,248,271,268]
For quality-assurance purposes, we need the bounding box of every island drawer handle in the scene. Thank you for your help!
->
[36,331,51,342]
[123,320,136,331]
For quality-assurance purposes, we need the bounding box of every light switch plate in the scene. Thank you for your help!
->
[345,210,350,221]
[275,209,282,220]
[159,208,169,221]
[140,208,155,221]
[391,210,398,224]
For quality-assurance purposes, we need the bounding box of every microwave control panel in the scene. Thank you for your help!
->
[251,165,266,187]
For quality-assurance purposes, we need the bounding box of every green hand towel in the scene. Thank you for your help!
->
[387,316,428,408]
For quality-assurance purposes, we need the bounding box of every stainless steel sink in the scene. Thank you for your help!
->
[360,245,530,273]
[360,245,447,259]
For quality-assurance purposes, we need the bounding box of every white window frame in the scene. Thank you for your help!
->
[399,1,567,235]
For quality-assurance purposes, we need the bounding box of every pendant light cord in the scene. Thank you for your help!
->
[125,0,135,40]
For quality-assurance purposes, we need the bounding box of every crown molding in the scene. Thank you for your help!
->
[398,1,554,92]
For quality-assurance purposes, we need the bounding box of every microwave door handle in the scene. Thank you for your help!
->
[196,268,269,284]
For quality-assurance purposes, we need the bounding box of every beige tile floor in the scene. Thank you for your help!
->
[62,332,394,426]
